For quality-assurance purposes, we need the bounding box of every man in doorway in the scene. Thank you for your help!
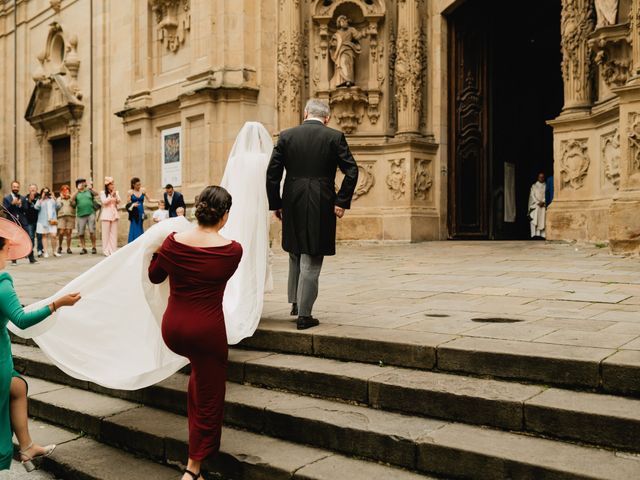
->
[163,184,186,218]
[266,98,359,330]
[2,181,36,264]
[529,172,547,239]
[71,178,98,254]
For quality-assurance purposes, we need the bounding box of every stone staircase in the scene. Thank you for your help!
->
[9,319,640,479]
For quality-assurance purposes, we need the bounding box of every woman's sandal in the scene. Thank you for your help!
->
[19,442,56,472]
[183,469,204,480]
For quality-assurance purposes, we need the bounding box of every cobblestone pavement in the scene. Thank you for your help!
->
[7,240,640,351]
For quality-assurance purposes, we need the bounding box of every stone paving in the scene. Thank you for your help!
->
[1,461,56,479]
[7,240,640,352]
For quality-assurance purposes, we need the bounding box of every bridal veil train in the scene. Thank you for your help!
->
[9,122,274,390]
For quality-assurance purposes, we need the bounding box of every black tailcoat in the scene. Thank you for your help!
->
[266,121,359,256]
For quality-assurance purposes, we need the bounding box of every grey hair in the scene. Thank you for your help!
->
[304,99,330,119]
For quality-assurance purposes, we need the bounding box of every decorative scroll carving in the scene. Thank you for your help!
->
[353,163,375,200]
[601,129,621,188]
[628,112,640,172]
[561,0,596,109]
[386,158,406,200]
[329,87,368,134]
[149,0,191,53]
[589,23,631,89]
[394,25,425,131]
[413,159,432,200]
[560,139,591,189]
[278,0,303,128]
[456,73,482,181]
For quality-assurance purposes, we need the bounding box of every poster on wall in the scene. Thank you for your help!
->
[161,127,182,187]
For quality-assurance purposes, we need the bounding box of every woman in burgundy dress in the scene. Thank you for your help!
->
[149,186,242,480]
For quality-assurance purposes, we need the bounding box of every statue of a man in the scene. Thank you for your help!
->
[330,15,367,88]
[595,0,619,27]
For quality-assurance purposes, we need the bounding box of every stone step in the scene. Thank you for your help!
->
[22,376,640,480]
[239,320,640,395]
[22,377,435,480]
[13,344,640,453]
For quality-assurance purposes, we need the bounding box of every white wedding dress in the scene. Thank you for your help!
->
[9,122,273,390]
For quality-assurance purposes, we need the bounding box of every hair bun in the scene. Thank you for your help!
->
[194,186,233,227]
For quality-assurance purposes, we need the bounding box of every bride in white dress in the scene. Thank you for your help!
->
[9,122,273,390]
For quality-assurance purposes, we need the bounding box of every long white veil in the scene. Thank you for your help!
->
[220,121,273,344]
[8,122,274,390]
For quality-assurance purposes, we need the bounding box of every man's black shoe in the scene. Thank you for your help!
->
[80,248,88,255]
[29,258,37,264]
[297,316,319,330]
[290,303,298,316]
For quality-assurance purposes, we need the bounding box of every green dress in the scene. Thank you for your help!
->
[0,272,51,470]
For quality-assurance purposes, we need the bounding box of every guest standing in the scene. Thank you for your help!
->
[127,177,158,243]
[149,186,242,480]
[99,177,121,257]
[71,178,98,254]
[2,182,36,264]
[25,185,42,256]
[0,218,81,471]
[34,188,60,258]
[56,185,75,254]
[164,184,186,218]
[153,200,169,223]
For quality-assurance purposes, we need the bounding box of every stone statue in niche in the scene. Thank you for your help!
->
[330,15,368,88]
[595,0,618,27]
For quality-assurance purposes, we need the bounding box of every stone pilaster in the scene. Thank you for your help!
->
[608,0,640,253]
[561,0,596,111]
[277,0,303,130]
[395,0,424,135]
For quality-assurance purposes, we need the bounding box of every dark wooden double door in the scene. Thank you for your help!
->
[447,0,562,240]
[51,137,71,194]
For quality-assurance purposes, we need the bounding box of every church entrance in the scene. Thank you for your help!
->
[447,0,563,239]
[50,136,71,195]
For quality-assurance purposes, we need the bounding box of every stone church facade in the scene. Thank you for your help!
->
[0,0,638,252]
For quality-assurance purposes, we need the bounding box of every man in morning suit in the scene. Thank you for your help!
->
[266,98,359,330]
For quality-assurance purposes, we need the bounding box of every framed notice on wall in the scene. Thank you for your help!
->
[161,127,182,187]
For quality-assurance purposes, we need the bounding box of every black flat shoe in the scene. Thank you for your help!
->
[297,316,319,330]
[183,469,204,479]
[290,303,298,316]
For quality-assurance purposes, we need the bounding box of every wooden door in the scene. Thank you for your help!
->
[51,137,71,195]
[448,3,490,239]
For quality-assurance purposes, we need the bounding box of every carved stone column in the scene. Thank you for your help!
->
[277,0,303,130]
[608,0,640,253]
[395,0,424,134]
[561,0,596,111]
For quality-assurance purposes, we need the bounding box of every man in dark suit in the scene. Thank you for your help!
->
[163,184,186,218]
[266,99,359,330]
[2,181,36,264]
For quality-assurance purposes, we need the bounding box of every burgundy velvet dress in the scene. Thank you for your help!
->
[148,233,242,461]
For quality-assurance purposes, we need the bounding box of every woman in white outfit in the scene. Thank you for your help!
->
[35,188,60,258]
[528,172,547,239]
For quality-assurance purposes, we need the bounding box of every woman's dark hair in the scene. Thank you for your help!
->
[40,187,51,198]
[0,237,5,251]
[195,186,232,226]
[130,177,141,189]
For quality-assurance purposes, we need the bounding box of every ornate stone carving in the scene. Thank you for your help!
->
[589,23,631,89]
[353,163,375,200]
[386,159,406,200]
[561,0,596,110]
[50,0,61,13]
[627,112,640,172]
[329,87,368,134]
[560,139,591,189]
[64,35,81,99]
[277,30,304,113]
[413,159,432,200]
[395,0,425,134]
[595,0,618,27]
[330,15,368,88]
[149,0,191,53]
[601,128,621,188]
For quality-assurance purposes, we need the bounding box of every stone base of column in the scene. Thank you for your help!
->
[609,190,640,254]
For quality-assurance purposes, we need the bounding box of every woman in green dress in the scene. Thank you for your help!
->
[0,217,81,471]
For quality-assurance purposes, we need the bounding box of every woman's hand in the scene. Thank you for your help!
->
[55,293,82,308]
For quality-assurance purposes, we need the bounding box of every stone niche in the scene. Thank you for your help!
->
[310,0,387,134]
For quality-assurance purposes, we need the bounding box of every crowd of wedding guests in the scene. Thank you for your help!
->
[1,177,187,263]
